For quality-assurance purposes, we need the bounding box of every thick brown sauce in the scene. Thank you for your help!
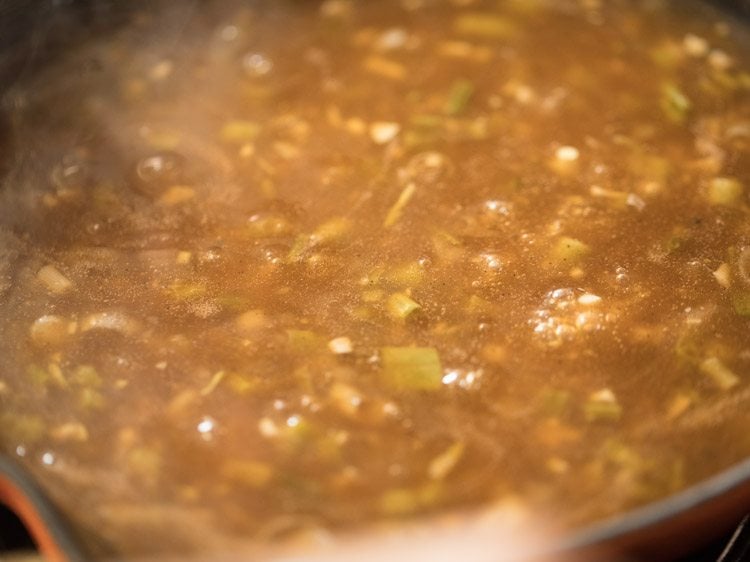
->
[0,0,749,557]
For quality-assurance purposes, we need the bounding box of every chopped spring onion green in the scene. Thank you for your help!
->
[26,364,52,388]
[158,185,195,206]
[411,114,443,128]
[200,371,226,396]
[384,183,417,228]
[663,227,689,255]
[454,13,513,39]
[381,346,442,391]
[363,55,406,80]
[217,294,252,313]
[78,387,105,410]
[166,282,207,301]
[386,262,425,286]
[437,41,492,62]
[50,422,89,443]
[628,152,672,183]
[550,236,591,264]
[220,120,262,143]
[311,216,353,245]
[126,446,162,484]
[0,413,45,444]
[538,388,571,417]
[141,129,181,150]
[590,185,645,210]
[220,460,273,488]
[274,416,315,453]
[235,310,268,334]
[26,363,67,389]
[386,292,422,319]
[72,365,102,388]
[432,229,463,261]
[707,177,744,206]
[733,293,750,316]
[699,356,740,390]
[47,363,67,388]
[379,482,443,516]
[584,389,622,422]
[226,372,259,396]
[467,294,494,316]
[287,233,312,263]
[379,487,421,516]
[660,83,691,124]
[286,329,324,353]
[601,440,640,470]
[428,442,465,480]
[444,79,475,116]
[403,127,441,148]
[246,214,293,238]
[285,217,353,263]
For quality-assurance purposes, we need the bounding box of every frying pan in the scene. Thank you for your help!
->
[0,1,749,560]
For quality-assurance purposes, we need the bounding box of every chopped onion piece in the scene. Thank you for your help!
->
[158,185,195,206]
[683,34,709,57]
[708,49,733,70]
[29,315,70,347]
[577,293,602,306]
[626,193,646,211]
[51,422,89,443]
[328,337,353,354]
[713,263,731,289]
[37,265,72,294]
[370,121,401,144]
[555,146,579,162]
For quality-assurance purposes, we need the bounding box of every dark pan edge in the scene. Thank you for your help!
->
[0,455,89,562]
[3,450,750,561]
[549,456,750,560]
